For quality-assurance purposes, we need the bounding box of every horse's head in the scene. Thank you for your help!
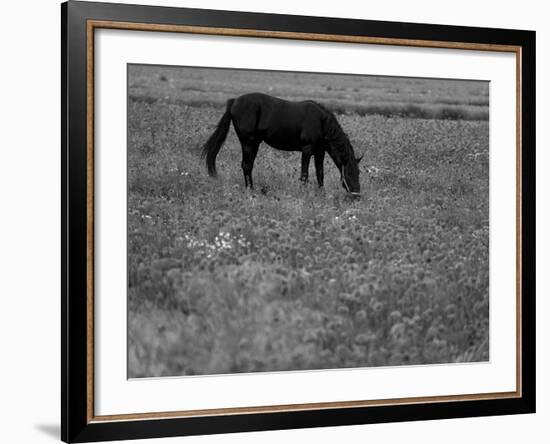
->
[341,155,361,199]
[321,109,364,198]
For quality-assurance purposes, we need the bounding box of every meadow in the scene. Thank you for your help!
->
[127,65,489,378]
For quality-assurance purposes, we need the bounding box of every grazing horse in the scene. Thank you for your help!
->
[201,93,363,197]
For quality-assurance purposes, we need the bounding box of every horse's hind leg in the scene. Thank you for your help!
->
[314,150,325,187]
[300,146,313,183]
[241,142,259,189]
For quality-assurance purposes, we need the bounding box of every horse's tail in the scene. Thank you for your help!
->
[202,98,235,177]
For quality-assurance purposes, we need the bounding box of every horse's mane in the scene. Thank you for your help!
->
[310,101,356,162]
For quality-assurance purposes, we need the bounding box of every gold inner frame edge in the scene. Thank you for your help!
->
[85,19,523,423]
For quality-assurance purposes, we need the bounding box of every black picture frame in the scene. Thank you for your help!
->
[62,1,536,442]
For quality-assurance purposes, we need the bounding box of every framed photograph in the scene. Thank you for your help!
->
[62,1,536,442]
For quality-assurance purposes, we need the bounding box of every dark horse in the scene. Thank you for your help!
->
[201,93,362,197]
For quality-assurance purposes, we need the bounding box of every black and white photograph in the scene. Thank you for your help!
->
[0,0,543,441]
[127,65,490,378]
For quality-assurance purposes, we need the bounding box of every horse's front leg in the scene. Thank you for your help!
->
[314,150,325,187]
[300,147,312,183]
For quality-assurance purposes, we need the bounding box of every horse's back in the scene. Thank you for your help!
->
[233,93,324,120]
[229,93,328,150]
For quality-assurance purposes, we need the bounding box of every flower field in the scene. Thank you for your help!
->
[127,66,489,377]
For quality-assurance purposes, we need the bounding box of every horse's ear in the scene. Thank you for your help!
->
[355,155,363,163]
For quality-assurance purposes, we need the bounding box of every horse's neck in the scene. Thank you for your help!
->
[326,139,352,170]
[324,116,353,164]
[327,149,349,176]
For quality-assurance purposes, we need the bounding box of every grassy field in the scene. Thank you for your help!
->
[127,65,489,378]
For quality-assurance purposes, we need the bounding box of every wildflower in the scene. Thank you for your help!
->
[337,305,350,315]
[355,309,367,322]
[336,344,350,360]
[388,310,402,323]
[355,332,376,345]
[390,322,406,340]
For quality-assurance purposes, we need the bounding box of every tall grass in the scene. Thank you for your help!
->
[127,98,489,378]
